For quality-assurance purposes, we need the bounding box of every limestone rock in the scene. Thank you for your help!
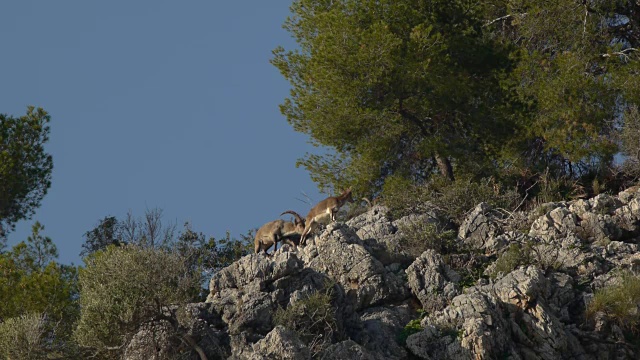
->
[317,340,376,360]
[405,250,461,312]
[300,223,409,310]
[353,304,413,360]
[529,206,578,240]
[458,202,505,255]
[246,326,310,360]
[347,205,412,265]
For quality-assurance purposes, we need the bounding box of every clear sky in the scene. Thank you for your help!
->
[0,1,325,265]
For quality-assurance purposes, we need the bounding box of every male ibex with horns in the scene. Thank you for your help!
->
[254,210,305,255]
[300,188,354,245]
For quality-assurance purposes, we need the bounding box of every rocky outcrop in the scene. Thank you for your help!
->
[299,223,410,311]
[405,250,460,312]
[246,326,310,360]
[125,186,640,360]
[458,202,506,255]
[346,205,412,266]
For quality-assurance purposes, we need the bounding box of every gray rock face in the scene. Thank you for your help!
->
[124,303,229,360]
[300,223,410,311]
[127,190,640,359]
[347,205,412,265]
[206,251,334,356]
[458,202,506,255]
[317,340,376,360]
[407,266,589,360]
[405,250,460,312]
[124,321,175,360]
[353,304,414,360]
[530,206,578,240]
[246,326,311,360]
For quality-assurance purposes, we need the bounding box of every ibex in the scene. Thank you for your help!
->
[254,210,305,255]
[300,188,354,245]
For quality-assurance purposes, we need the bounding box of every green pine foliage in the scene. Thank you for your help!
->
[0,107,53,244]
[274,0,640,200]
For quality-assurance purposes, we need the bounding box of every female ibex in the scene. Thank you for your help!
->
[300,188,354,245]
[254,210,305,255]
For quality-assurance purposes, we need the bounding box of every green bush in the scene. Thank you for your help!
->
[397,309,426,345]
[398,221,457,257]
[489,244,531,279]
[74,245,201,358]
[0,313,48,360]
[586,273,640,334]
[273,289,338,356]
[383,175,521,224]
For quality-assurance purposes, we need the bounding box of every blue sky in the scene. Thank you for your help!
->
[1,1,325,265]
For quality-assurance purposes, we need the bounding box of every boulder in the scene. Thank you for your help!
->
[300,223,410,311]
[405,250,461,312]
[246,326,310,360]
[458,202,506,255]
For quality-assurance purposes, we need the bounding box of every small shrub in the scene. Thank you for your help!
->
[441,326,465,339]
[489,243,531,279]
[0,313,48,360]
[398,221,457,257]
[273,289,338,356]
[383,175,521,224]
[74,245,202,358]
[586,273,640,334]
[397,309,426,345]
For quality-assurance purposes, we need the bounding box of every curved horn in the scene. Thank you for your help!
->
[362,197,372,208]
[281,210,304,225]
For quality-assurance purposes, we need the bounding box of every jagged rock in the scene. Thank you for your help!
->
[347,205,395,239]
[208,251,304,300]
[569,199,592,217]
[347,205,412,265]
[124,321,175,360]
[300,223,409,310]
[411,290,513,360]
[601,241,640,272]
[151,189,640,359]
[406,325,475,360]
[408,267,595,359]
[546,272,578,323]
[393,205,442,230]
[317,340,375,360]
[613,197,640,235]
[206,251,335,355]
[124,303,229,360]
[245,326,310,360]
[529,206,581,240]
[458,202,506,255]
[617,185,640,204]
[589,194,622,214]
[352,304,414,360]
[405,250,461,312]
[490,268,578,359]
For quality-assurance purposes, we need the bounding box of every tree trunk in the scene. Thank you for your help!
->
[435,153,455,182]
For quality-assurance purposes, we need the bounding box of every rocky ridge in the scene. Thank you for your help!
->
[126,187,640,359]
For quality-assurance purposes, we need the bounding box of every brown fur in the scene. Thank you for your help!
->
[300,188,354,245]
[254,211,305,255]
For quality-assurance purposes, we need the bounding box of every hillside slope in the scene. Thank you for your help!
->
[125,187,640,359]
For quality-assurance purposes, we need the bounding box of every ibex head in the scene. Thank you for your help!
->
[280,210,305,233]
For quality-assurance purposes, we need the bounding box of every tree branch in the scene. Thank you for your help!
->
[483,13,528,28]
[601,48,638,61]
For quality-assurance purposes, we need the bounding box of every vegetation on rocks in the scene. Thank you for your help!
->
[587,272,640,334]
[273,288,339,356]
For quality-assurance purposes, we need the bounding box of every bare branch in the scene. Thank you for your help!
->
[601,48,638,61]
[483,13,528,28]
